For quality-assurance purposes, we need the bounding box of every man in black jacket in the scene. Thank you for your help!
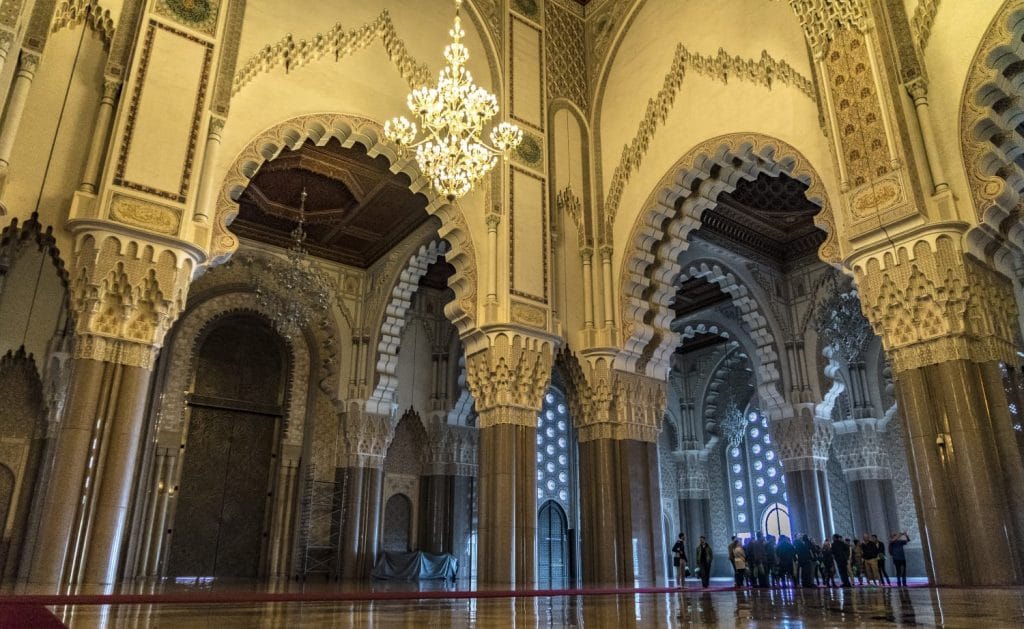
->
[671,533,688,588]
[831,534,852,587]
[696,535,714,588]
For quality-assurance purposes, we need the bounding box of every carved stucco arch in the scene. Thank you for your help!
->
[51,0,116,49]
[959,0,1024,261]
[617,133,835,378]
[213,113,479,336]
[157,292,316,448]
[367,238,447,416]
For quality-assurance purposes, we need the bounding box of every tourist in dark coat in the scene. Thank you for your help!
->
[795,534,816,587]
[831,534,852,587]
[889,532,910,587]
[696,536,714,588]
[672,533,688,588]
[776,535,796,587]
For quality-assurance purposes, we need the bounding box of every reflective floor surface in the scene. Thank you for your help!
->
[12,583,1023,628]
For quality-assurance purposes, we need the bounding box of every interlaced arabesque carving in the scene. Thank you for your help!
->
[769,410,833,472]
[70,234,194,369]
[787,0,867,58]
[51,0,115,49]
[814,290,873,363]
[911,0,941,52]
[464,332,554,428]
[545,0,587,111]
[826,451,855,534]
[341,407,392,468]
[854,237,1018,372]
[674,449,709,499]
[561,350,665,443]
[232,11,431,95]
[603,48,814,232]
[425,422,478,476]
[833,418,890,481]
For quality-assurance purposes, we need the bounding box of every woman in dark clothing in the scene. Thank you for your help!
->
[672,533,688,588]
[872,534,891,586]
[795,534,816,587]
[776,535,796,587]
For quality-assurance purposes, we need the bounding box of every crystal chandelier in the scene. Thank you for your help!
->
[384,0,522,201]
[254,189,333,337]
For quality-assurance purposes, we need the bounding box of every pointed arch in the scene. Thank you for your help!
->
[214,113,480,336]
[617,133,835,379]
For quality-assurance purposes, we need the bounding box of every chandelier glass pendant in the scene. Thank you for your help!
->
[384,0,522,200]
[254,189,333,337]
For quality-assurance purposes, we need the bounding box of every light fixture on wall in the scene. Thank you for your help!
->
[254,189,333,336]
[384,0,522,201]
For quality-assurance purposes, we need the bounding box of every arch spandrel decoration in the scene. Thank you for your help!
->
[617,133,836,379]
[214,113,480,336]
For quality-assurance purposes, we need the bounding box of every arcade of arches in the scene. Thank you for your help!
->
[1,0,1024,594]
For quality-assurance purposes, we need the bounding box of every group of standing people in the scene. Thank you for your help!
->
[672,531,911,589]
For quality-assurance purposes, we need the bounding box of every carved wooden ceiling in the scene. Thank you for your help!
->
[696,172,825,264]
[232,139,431,268]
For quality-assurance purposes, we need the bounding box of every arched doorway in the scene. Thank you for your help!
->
[538,500,568,588]
[166,315,288,578]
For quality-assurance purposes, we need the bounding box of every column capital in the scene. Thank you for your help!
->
[485,212,501,229]
[770,411,833,472]
[69,230,197,368]
[424,422,478,476]
[464,328,555,429]
[851,232,1018,372]
[562,349,666,443]
[905,77,928,102]
[832,417,892,481]
[672,449,710,499]
[340,406,393,469]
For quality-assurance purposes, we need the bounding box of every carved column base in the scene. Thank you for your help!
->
[337,465,384,579]
[578,438,664,586]
[895,359,1024,585]
[478,423,535,585]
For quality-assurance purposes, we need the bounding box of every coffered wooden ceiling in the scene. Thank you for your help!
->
[232,139,431,268]
[696,171,825,265]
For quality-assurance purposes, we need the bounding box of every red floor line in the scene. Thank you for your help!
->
[0,583,931,607]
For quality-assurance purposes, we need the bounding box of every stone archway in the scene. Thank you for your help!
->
[214,113,480,336]
[617,133,836,379]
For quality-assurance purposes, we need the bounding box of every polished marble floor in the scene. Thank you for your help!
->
[4,581,1016,628]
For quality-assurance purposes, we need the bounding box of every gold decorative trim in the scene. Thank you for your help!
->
[109,193,182,235]
[232,11,431,96]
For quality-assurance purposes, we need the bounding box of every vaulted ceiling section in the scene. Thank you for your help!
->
[232,139,431,269]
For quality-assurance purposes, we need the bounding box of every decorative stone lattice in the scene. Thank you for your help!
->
[545,0,587,111]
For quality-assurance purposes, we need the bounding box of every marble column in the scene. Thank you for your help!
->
[337,409,390,579]
[421,424,478,569]
[572,368,665,586]
[893,359,1024,585]
[834,419,899,539]
[772,413,833,542]
[27,233,193,585]
[464,332,554,586]
[673,450,710,552]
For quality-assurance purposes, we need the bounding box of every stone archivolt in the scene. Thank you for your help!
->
[69,233,195,369]
[464,331,554,428]
[853,235,1018,372]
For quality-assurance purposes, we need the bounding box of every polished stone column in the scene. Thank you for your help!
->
[478,421,536,584]
[834,419,899,539]
[578,438,664,586]
[772,413,833,541]
[29,354,155,584]
[894,359,1024,585]
[673,450,710,554]
[337,464,384,579]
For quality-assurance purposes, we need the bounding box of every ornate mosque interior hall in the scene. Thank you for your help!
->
[1,0,1024,625]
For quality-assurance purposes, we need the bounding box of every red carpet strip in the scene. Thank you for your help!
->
[0,604,65,628]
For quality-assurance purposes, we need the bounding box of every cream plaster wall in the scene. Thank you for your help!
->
[594,0,838,281]
[922,0,1003,221]
[4,27,107,253]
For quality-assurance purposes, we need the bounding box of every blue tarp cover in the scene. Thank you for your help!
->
[370,551,458,580]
